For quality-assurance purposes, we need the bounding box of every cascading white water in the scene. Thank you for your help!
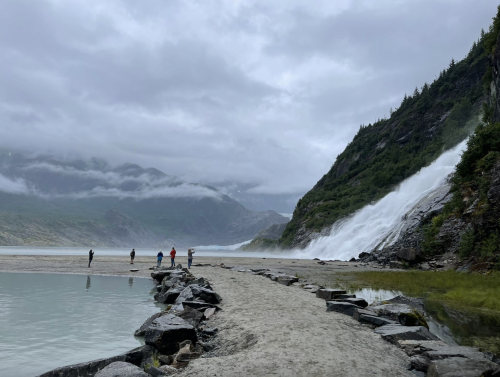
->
[295,140,467,260]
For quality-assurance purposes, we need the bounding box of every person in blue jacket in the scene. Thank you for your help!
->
[157,250,163,267]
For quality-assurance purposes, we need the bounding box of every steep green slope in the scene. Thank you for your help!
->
[280,19,492,248]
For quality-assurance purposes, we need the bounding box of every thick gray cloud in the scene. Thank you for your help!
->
[0,0,496,211]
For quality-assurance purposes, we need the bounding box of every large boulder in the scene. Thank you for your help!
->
[396,248,422,262]
[340,297,368,308]
[427,357,500,377]
[134,313,164,337]
[156,286,185,304]
[316,289,347,300]
[145,314,197,355]
[326,301,361,316]
[353,308,378,321]
[94,362,149,377]
[369,303,428,328]
[374,324,439,344]
[177,305,203,327]
[38,346,154,377]
[174,285,222,305]
[152,271,173,283]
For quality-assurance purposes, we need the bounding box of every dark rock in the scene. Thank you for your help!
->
[94,362,149,377]
[353,308,378,321]
[303,285,320,293]
[326,301,361,316]
[341,297,368,308]
[374,324,439,344]
[333,294,356,300]
[156,286,185,304]
[177,306,203,327]
[359,314,397,327]
[135,313,164,337]
[145,314,197,355]
[152,271,173,283]
[277,276,299,286]
[174,285,222,305]
[427,357,500,377]
[396,248,422,262]
[38,346,154,377]
[316,289,347,300]
[358,252,371,259]
[201,328,218,337]
[158,354,173,365]
[369,303,428,328]
[349,257,356,262]
[410,355,431,372]
[182,301,222,312]
[313,258,320,260]
[156,285,163,293]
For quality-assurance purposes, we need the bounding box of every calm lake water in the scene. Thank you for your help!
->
[0,273,161,377]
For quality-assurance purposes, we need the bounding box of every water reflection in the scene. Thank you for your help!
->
[128,278,134,288]
[0,272,160,377]
[343,286,500,355]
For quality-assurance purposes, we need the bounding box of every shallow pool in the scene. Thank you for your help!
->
[0,273,161,377]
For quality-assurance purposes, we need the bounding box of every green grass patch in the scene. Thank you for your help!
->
[339,270,500,312]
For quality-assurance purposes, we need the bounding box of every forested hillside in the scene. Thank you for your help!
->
[280,13,496,248]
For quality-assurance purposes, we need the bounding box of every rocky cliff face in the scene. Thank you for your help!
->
[360,23,500,270]
[280,22,489,249]
[239,222,288,251]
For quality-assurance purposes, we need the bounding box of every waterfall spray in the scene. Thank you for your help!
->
[295,140,467,260]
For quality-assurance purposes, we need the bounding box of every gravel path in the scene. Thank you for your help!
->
[0,255,411,377]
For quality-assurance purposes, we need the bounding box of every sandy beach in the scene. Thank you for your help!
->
[0,255,412,377]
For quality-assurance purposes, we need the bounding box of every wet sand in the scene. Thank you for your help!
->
[0,255,411,377]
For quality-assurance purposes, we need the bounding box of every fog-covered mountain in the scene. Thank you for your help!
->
[0,151,288,247]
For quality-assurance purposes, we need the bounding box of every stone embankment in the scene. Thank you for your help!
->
[38,264,222,377]
[226,265,500,377]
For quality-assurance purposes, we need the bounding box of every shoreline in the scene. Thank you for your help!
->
[1,254,414,377]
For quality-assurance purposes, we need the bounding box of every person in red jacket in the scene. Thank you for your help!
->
[170,247,176,267]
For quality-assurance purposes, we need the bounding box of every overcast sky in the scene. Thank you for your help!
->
[0,0,497,212]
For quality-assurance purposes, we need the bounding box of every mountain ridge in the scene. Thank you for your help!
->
[0,152,288,247]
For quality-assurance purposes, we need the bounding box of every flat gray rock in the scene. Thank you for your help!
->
[353,308,378,321]
[374,324,439,344]
[95,362,149,377]
[326,301,361,316]
[316,289,347,300]
[359,314,397,327]
[427,357,500,377]
[410,355,431,372]
[277,276,299,286]
[341,297,368,308]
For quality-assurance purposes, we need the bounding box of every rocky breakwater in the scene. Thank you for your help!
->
[321,293,500,377]
[38,265,222,377]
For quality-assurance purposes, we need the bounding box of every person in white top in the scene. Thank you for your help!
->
[187,248,195,269]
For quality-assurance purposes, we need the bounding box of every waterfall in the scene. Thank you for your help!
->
[295,140,467,260]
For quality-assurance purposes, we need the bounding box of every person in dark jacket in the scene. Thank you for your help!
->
[88,250,94,268]
[130,249,136,264]
[157,250,163,267]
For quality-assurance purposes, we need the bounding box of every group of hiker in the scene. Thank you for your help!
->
[87,247,195,269]
[155,247,195,268]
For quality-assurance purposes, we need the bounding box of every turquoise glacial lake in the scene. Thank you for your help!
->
[0,273,161,377]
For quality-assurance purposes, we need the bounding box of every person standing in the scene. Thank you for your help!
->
[88,249,94,268]
[157,250,163,267]
[130,248,136,264]
[187,248,195,269]
[170,247,176,267]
